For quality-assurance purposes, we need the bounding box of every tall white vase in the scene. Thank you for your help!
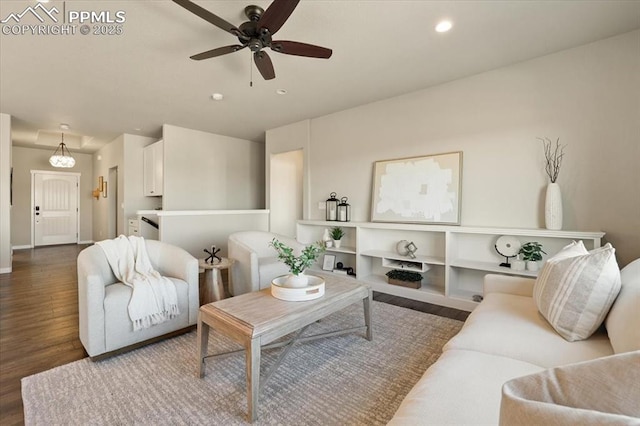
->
[545,183,563,230]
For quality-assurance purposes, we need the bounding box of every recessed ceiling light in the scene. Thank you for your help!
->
[276,89,287,95]
[211,93,224,101]
[435,20,453,33]
[134,128,142,131]
[60,123,70,130]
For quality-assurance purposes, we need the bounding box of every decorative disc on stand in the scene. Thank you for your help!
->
[495,236,521,268]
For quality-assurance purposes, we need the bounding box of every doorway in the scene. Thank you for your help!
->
[31,170,80,246]
[269,149,303,237]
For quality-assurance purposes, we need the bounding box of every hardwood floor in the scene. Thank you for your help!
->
[374,292,470,322]
[0,244,469,425]
[0,244,89,426]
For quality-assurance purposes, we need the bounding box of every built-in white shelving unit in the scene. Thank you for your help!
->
[297,220,604,311]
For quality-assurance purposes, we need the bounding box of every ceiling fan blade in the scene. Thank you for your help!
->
[254,51,275,80]
[190,45,246,60]
[257,0,300,35]
[271,41,332,59]
[173,0,240,36]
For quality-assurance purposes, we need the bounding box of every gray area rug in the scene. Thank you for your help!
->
[22,301,463,425]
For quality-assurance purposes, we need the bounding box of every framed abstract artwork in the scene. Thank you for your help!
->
[370,151,462,225]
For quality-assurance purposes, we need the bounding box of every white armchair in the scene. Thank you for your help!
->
[77,239,199,360]
[228,231,304,296]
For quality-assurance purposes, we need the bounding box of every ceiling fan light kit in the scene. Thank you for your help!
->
[173,0,332,81]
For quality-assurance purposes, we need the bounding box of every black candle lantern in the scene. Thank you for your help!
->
[337,197,351,222]
[326,192,338,221]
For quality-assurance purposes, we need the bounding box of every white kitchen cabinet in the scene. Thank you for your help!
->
[297,220,604,311]
[143,140,163,196]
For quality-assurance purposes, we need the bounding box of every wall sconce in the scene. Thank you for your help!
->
[92,176,106,199]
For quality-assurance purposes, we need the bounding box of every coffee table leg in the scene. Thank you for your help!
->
[197,313,209,378]
[364,289,373,341]
[246,337,261,422]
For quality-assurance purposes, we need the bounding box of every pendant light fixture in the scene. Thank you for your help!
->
[49,132,75,168]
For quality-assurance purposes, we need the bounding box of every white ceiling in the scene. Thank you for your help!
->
[1,0,639,153]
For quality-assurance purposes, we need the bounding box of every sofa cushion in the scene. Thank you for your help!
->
[605,259,640,353]
[388,349,544,425]
[500,351,640,425]
[533,242,621,341]
[444,292,613,367]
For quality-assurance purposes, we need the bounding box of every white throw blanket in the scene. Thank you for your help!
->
[96,235,180,331]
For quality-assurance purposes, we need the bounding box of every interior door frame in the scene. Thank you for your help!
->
[30,170,81,247]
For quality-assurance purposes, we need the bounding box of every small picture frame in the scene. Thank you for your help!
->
[322,254,336,271]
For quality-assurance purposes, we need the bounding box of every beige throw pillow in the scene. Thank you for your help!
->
[534,242,621,342]
[500,351,640,425]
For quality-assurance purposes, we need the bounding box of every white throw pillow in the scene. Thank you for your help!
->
[605,259,640,353]
[549,240,589,260]
[534,242,621,342]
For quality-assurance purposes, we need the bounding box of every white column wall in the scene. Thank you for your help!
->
[0,113,11,273]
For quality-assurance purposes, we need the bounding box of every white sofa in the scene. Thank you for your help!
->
[77,239,199,360]
[228,231,304,296]
[389,259,640,425]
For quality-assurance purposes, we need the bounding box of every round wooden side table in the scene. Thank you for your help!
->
[199,258,234,305]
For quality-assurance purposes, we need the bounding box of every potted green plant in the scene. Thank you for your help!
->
[330,226,345,248]
[519,242,546,272]
[270,238,324,287]
[385,269,423,289]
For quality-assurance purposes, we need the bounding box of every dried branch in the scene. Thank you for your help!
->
[538,137,565,183]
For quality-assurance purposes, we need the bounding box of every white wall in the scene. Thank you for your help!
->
[159,211,269,258]
[265,120,311,223]
[11,146,93,246]
[267,31,640,267]
[0,113,11,273]
[162,124,265,211]
[93,135,124,240]
[269,149,303,237]
[93,134,160,241]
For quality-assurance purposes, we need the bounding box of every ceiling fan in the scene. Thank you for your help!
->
[173,0,333,81]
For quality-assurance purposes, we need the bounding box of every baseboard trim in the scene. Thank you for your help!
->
[12,245,32,250]
[78,240,94,245]
[0,267,12,274]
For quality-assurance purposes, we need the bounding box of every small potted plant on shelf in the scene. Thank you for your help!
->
[518,242,546,272]
[385,269,423,289]
[270,238,324,287]
[330,226,345,249]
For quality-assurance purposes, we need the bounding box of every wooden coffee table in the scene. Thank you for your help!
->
[196,274,373,422]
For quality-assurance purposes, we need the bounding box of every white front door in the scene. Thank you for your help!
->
[33,171,79,246]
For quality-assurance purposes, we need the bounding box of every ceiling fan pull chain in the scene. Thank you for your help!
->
[250,53,253,87]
